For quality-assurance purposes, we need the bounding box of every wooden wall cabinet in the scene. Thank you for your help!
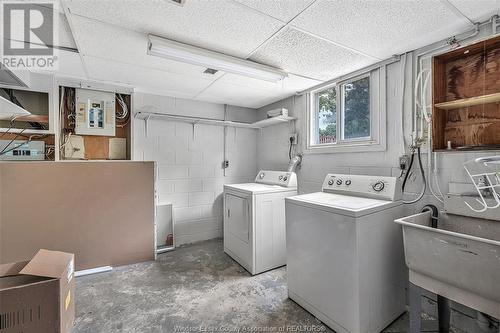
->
[432,35,500,151]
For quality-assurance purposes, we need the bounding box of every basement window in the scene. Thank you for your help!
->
[307,67,386,153]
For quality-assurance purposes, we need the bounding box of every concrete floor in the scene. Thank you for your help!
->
[74,239,441,333]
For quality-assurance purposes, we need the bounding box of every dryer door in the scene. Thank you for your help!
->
[225,193,250,243]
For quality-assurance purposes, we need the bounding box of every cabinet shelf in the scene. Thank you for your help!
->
[434,92,500,110]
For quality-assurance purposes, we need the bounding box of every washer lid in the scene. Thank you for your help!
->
[285,192,401,217]
[224,183,297,195]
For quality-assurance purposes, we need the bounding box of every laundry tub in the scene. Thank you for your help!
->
[395,211,500,319]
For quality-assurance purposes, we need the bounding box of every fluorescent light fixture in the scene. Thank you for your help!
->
[0,95,31,120]
[148,35,288,83]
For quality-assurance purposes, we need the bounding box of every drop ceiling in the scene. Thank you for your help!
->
[43,0,500,108]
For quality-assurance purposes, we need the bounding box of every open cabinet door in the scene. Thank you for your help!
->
[156,204,174,252]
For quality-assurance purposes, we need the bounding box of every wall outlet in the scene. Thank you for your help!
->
[290,133,298,145]
[399,155,411,170]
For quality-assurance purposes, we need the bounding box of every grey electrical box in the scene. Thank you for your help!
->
[0,140,45,160]
[75,88,116,137]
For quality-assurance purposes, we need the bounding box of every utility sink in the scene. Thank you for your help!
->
[395,212,500,319]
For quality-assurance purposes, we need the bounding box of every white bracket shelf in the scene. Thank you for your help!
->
[135,111,296,136]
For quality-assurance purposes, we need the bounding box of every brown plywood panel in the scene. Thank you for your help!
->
[432,35,500,150]
[83,136,109,159]
[0,161,155,271]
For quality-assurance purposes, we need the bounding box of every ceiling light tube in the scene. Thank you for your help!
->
[148,35,288,83]
[0,95,31,120]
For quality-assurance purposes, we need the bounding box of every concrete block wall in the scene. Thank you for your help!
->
[133,93,258,245]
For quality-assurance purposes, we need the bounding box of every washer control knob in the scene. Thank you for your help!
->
[336,179,343,185]
[328,180,334,186]
[279,175,283,180]
[259,172,265,179]
[372,181,385,192]
[345,179,352,186]
[283,176,288,181]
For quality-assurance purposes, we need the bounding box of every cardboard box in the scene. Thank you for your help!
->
[0,250,75,333]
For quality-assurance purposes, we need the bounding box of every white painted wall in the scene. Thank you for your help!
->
[256,25,500,217]
[132,93,258,245]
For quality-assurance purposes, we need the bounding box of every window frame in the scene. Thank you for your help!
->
[306,66,386,154]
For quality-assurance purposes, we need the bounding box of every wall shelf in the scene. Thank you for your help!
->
[252,116,296,128]
[135,111,296,133]
[434,92,500,110]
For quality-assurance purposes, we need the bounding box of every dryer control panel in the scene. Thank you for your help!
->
[255,170,297,188]
[322,174,402,201]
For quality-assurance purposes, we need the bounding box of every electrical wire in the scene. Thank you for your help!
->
[0,115,22,138]
[402,147,427,204]
[116,94,129,120]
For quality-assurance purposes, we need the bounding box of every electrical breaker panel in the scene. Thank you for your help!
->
[0,140,45,160]
[75,88,115,136]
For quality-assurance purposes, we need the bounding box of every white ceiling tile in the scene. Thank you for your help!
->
[218,73,321,95]
[54,50,86,77]
[196,79,278,108]
[234,0,316,22]
[69,15,225,79]
[83,56,216,99]
[6,5,77,49]
[292,0,472,59]
[196,73,321,108]
[31,50,86,78]
[66,0,284,58]
[58,13,78,49]
[448,0,500,22]
[250,27,375,81]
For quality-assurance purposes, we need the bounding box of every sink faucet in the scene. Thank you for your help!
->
[421,204,439,228]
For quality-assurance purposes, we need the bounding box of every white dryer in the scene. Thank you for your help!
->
[224,170,297,275]
[285,174,406,333]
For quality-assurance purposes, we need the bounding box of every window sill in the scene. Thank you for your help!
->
[304,141,386,154]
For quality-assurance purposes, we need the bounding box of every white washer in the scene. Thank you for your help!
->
[224,170,298,275]
[285,174,406,333]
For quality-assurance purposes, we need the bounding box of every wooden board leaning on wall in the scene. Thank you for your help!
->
[60,87,131,160]
[433,34,500,151]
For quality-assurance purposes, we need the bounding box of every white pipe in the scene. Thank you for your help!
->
[400,53,407,155]
[427,123,444,203]
[416,21,481,60]
[223,104,228,177]
[156,246,175,254]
